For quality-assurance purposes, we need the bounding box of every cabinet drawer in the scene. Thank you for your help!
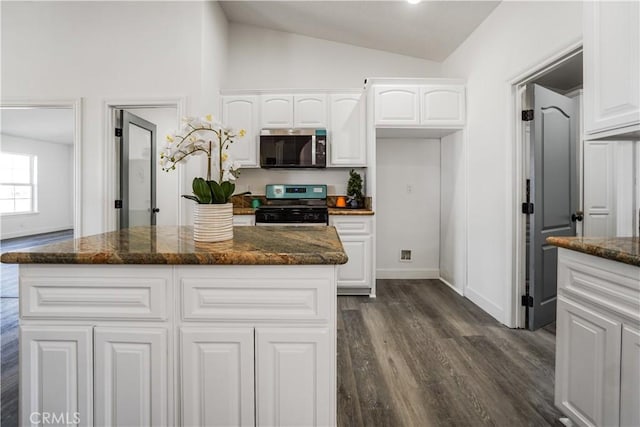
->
[557,249,640,323]
[20,265,169,320]
[330,217,372,234]
[180,268,332,322]
[233,215,255,226]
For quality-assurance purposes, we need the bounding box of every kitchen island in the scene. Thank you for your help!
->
[546,236,639,427]
[1,225,347,427]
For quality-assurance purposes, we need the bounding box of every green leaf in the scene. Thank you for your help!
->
[181,195,200,203]
[220,181,235,202]
[192,177,212,203]
[207,180,225,203]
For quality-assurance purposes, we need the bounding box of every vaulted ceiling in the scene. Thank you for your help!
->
[220,1,501,61]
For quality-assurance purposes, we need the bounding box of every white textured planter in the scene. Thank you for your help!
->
[193,203,233,242]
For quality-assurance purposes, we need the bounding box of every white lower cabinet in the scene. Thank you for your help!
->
[330,216,373,293]
[180,328,255,427]
[555,297,621,427]
[621,325,640,427]
[20,326,93,427]
[256,327,333,427]
[94,327,168,427]
[232,215,255,226]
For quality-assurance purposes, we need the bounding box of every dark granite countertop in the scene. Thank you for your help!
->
[0,226,348,265]
[327,208,374,216]
[546,236,640,267]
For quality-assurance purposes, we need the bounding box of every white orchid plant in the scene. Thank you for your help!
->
[160,115,245,204]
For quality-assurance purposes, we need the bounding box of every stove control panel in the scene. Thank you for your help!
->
[266,184,327,199]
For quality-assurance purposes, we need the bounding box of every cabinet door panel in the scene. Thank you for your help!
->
[374,87,420,125]
[181,328,254,427]
[584,1,640,134]
[294,94,327,128]
[420,85,465,126]
[621,325,640,427]
[336,235,372,288]
[329,93,366,166]
[260,95,294,128]
[94,328,168,427]
[222,96,259,167]
[20,326,93,427]
[555,297,621,427]
[256,328,333,427]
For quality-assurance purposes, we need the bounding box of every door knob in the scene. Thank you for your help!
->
[571,211,583,222]
[152,208,160,213]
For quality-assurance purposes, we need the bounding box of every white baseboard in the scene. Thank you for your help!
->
[376,268,440,280]
[438,277,464,296]
[1,225,73,240]
[464,286,504,323]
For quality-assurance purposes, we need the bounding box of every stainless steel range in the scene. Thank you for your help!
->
[255,184,329,226]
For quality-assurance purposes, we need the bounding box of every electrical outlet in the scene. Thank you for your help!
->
[400,249,412,262]
[406,184,412,194]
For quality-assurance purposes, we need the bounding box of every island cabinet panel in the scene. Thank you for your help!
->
[222,95,259,168]
[621,325,640,427]
[328,93,366,167]
[94,327,168,427]
[180,328,255,427]
[20,326,93,427]
[555,296,621,427]
[584,0,640,137]
[256,327,333,427]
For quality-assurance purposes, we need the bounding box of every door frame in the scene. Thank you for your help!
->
[508,42,583,328]
[103,98,186,232]
[0,98,83,237]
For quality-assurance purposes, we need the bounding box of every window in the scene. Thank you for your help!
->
[0,152,37,214]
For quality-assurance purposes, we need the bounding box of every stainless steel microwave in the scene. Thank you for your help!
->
[260,129,327,168]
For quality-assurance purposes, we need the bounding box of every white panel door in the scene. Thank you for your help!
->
[374,86,420,125]
[329,93,366,166]
[294,94,327,128]
[181,328,255,427]
[584,1,640,135]
[621,325,640,427]
[336,234,372,289]
[420,85,465,126]
[256,327,333,427]
[260,95,294,128]
[222,96,259,167]
[20,326,93,427]
[555,297,621,427]
[94,328,168,427]
[583,141,615,237]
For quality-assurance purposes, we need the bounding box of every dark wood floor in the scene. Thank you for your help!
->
[338,280,561,427]
[1,230,73,426]
[1,237,560,426]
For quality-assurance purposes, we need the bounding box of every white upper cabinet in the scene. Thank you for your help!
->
[374,83,466,127]
[584,1,640,136]
[260,95,294,128]
[420,85,465,126]
[329,93,366,166]
[222,95,259,167]
[294,94,327,128]
[374,86,420,125]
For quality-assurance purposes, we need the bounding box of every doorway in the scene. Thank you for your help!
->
[105,100,184,231]
[512,48,584,330]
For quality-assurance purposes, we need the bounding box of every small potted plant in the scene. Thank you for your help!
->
[346,169,364,209]
[160,115,245,242]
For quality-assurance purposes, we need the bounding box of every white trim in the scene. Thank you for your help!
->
[102,97,187,232]
[376,268,440,280]
[438,276,463,296]
[0,98,83,238]
[508,41,583,329]
[465,286,505,322]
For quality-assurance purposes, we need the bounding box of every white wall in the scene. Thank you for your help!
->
[1,134,73,239]
[376,138,440,279]
[1,1,228,235]
[225,23,441,90]
[440,130,466,294]
[441,1,583,325]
